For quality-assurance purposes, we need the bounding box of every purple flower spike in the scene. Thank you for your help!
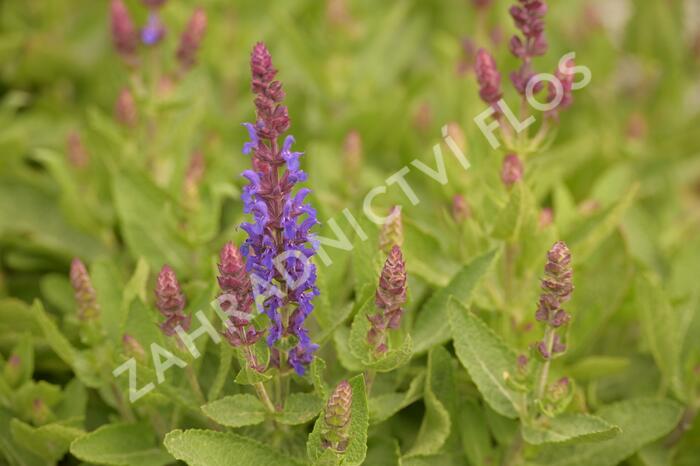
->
[110,0,138,65]
[176,8,207,71]
[509,0,548,96]
[475,49,502,108]
[155,265,190,336]
[240,42,319,375]
[367,245,407,355]
[70,259,99,321]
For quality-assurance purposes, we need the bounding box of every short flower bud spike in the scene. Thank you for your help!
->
[475,49,502,107]
[110,0,138,65]
[378,206,403,254]
[155,265,190,336]
[176,8,207,71]
[122,334,146,361]
[368,245,407,355]
[115,88,137,128]
[70,259,100,321]
[321,380,352,452]
[66,131,89,169]
[452,194,471,223]
[218,242,263,347]
[501,153,523,187]
[3,354,22,386]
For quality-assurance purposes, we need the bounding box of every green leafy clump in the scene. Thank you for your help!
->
[1,0,700,465]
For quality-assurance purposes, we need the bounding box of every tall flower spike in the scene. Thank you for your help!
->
[534,241,573,356]
[218,242,263,347]
[367,245,407,355]
[321,380,353,452]
[155,265,190,336]
[70,259,99,321]
[378,206,403,254]
[475,49,503,108]
[509,0,548,96]
[240,42,320,375]
[176,8,207,72]
[110,0,138,65]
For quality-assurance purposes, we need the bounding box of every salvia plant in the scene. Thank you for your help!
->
[1,0,700,465]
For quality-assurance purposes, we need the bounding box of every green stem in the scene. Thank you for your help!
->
[536,327,555,401]
[110,382,136,422]
[365,369,377,396]
[501,428,524,466]
[185,365,206,406]
[255,382,277,413]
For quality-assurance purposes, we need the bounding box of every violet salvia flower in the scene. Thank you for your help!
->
[176,8,207,72]
[218,242,264,347]
[110,0,138,65]
[321,380,353,452]
[240,42,320,375]
[501,153,523,187]
[367,245,407,355]
[70,259,99,321]
[141,13,166,46]
[378,206,403,254]
[155,265,190,336]
[475,49,503,108]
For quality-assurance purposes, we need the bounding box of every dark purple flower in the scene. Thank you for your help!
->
[176,8,207,71]
[110,0,138,65]
[141,13,166,46]
[155,265,190,336]
[508,0,548,95]
[240,42,319,375]
[475,48,502,107]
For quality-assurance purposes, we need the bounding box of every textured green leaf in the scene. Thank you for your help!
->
[492,183,535,241]
[10,419,84,464]
[276,393,323,425]
[522,413,620,445]
[201,394,266,428]
[413,249,498,354]
[448,299,520,418]
[528,399,684,466]
[369,372,424,424]
[307,374,369,466]
[457,400,493,466]
[635,274,684,399]
[567,356,630,382]
[70,423,172,466]
[164,429,304,466]
[405,346,453,457]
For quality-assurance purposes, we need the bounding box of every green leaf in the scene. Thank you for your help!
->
[635,274,684,399]
[413,249,498,354]
[3,333,33,387]
[10,418,84,464]
[457,400,493,466]
[567,356,630,382]
[201,394,266,428]
[276,393,323,425]
[492,183,535,241]
[333,326,364,372]
[310,357,330,398]
[234,342,271,385]
[112,172,190,271]
[164,429,305,466]
[207,343,234,401]
[307,374,369,466]
[70,423,172,466]
[528,399,684,466]
[568,184,638,261]
[448,299,520,419]
[90,259,124,342]
[405,346,453,457]
[369,372,424,424]
[522,413,620,445]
